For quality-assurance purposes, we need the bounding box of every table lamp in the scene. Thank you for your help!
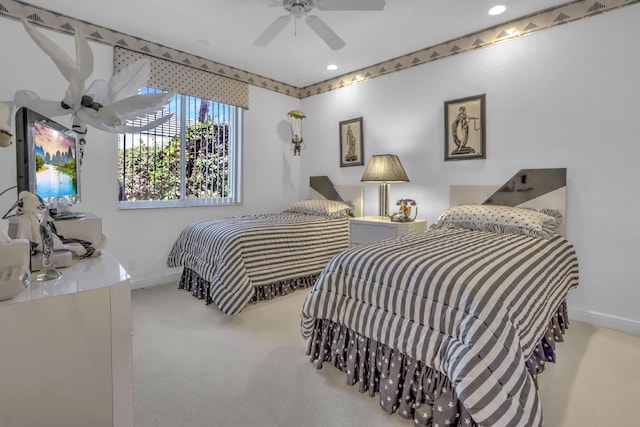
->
[361,154,409,217]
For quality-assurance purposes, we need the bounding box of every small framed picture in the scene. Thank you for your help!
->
[339,117,364,167]
[444,94,486,161]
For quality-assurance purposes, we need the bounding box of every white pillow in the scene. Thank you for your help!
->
[431,204,561,238]
[283,199,353,219]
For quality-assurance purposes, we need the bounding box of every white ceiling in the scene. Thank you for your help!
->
[23,0,570,88]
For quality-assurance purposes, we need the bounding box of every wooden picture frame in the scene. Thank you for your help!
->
[339,117,364,167]
[444,94,486,161]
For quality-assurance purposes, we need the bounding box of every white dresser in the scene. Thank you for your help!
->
[350,216,427,246]
[0,251,133,427]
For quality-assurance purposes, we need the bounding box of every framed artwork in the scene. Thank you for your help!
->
[444,94,486,161]
[339,117,364,167]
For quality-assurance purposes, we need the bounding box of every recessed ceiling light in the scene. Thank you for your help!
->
[326,64,338,71]
[488,5,507,16]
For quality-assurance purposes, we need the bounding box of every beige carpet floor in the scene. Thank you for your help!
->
[132,283,640,427]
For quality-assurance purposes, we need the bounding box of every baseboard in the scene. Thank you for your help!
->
[568,306,640,336]
[130,271,181,290]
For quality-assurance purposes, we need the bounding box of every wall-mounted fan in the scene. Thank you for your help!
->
[254,0,385,50]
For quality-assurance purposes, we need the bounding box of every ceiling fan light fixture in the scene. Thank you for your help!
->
[488,4,508,16]
[291,5,306,19]
[254,0,385,50]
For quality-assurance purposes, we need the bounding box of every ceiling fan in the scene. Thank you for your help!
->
[254,0,386,51]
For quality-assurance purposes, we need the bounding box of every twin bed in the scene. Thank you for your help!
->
[168,169,579,427]
[302,168,578,427]
[167,176,362,315]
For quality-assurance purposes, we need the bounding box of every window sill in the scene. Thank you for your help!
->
[118,198,241,210]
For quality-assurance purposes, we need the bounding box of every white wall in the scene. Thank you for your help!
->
[299,6,640,334]
[2,6,639,334]
[0,19,304,288]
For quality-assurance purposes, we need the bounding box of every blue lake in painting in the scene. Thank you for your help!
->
[36,164,76,199]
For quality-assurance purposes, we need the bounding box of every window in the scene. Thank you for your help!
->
[118,88,243,208]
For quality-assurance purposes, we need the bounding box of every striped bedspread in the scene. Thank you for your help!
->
[301,227,579,426]
[167,212,349,314]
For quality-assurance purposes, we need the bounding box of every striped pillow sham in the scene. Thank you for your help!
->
[283,199,353,219]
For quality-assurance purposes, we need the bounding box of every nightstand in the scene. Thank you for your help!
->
[350,216,427,246]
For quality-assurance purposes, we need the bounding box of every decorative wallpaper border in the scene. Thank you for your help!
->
[1,0,639,100]
[299,0,640,98]
[0,0,299,98]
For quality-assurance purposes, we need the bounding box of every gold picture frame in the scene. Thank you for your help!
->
[444,94,486,161]
[339,117,364,167]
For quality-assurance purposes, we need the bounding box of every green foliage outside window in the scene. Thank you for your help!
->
[118,119,229,202]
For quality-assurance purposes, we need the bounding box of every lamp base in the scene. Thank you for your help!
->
[378,183,390,218]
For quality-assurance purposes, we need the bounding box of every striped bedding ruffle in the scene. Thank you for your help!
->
[167,212,350,315]
[305,302,569,427]
[301,227,579,427]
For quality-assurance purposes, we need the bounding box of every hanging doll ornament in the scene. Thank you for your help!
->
[287,109,306,156]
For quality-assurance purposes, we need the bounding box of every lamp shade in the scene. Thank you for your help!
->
[361,154,410,183]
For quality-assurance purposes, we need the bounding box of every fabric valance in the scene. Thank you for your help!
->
[114,47,249,109]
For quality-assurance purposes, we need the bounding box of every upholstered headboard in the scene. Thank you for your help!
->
[450,168,567,236]
[308,176,363,217]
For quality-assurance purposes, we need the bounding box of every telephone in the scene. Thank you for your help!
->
[390,199,417,222]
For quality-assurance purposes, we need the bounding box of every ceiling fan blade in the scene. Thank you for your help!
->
[317,0,385,11]
[305,15,346,50]
[254,15,292,47]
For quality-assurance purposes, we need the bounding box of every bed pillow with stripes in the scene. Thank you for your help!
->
[430,204,561,238]
[283,199,353,219]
